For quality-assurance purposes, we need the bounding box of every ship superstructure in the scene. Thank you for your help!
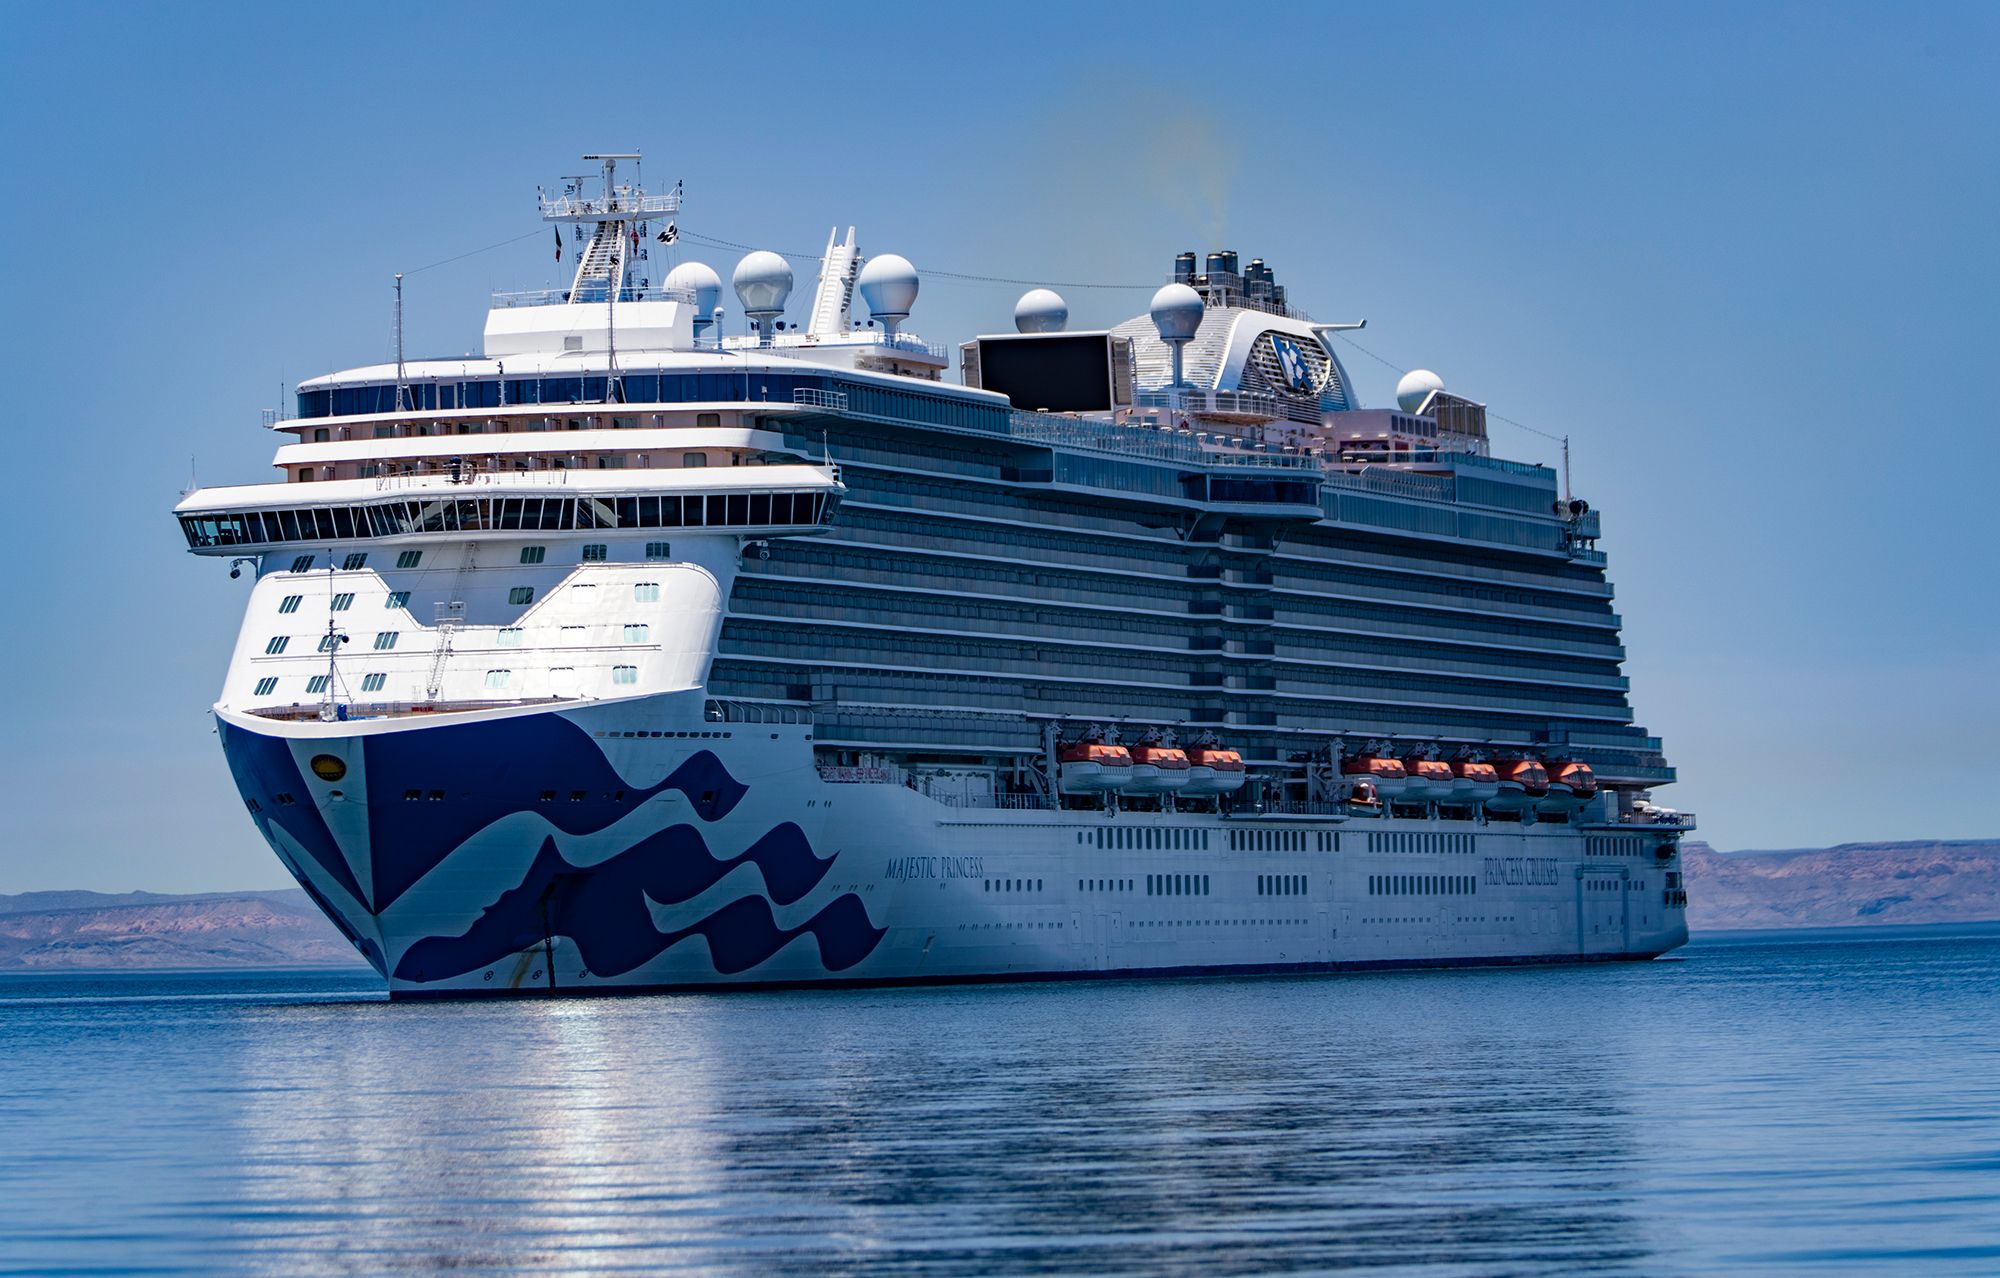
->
[175,157,1691,997]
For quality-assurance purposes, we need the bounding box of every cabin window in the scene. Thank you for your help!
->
[695,412,720,428]
[385,591,410,609]
[341,553,367,570]
[634,583,660,602]
[612,666,638,685]
[520,546,546,564]
[306,675,329,694]
[396,550,422,568]
[318,634,340,652]
[623,624,650,643]
[253,677,278,696]
[498,627,524,647]
[373,632,398,650]
[361,673,386,692]
[683,452,707,468]
[509,587,535,605]
[582,544,608,562]
[265,636,289,655]
[278,595,303,614]
[484,670,510,689]
[330,593,354,611]
[289,555,314,573]
[645,542,672,560]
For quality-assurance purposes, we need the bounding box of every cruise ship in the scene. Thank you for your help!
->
[174,156,1693,998]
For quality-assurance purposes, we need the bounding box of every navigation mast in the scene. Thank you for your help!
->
[538,153,681,404]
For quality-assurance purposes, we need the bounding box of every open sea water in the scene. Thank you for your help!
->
[1,925,1996,1276]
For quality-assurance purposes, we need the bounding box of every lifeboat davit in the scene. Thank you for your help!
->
[1058,736,1133,794]
[1400,756,1457,803]
[1344,776,1384,815]
[1342,751,1409,800]
[1449,759,1501,803]
[1127,734,1192,794]
[1486,758,1549,814]
[1183,734,1246,797]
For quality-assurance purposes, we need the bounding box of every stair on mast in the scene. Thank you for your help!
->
[808,226,859,339]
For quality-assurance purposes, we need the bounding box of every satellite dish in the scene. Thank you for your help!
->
[664,261,723,316]
[1150,283,1203,385]
[857,254,919,338]
[1014,288,1068,333]
[732,251,793,343]
[1396,369,1444,413]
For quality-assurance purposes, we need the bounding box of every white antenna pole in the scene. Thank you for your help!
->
[394,274,409,413]
[1562,434,1572,502]
[606,246,618,402]
[320,559,342,721]
[604,160,618,404]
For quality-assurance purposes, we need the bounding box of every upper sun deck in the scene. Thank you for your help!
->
[222,155,1602,566]
[175,463,843,553]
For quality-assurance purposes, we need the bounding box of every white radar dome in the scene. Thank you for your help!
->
[857,253,920,321]
[1014,288,1069,333]
[664,260,723,313]
[1396,368,1444,413]
[732,251,794,318]
[1149,283,1204,342]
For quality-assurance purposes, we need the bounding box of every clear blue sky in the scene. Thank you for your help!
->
[1,2,1992,891]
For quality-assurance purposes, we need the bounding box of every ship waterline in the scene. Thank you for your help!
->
[178,157,1689,998]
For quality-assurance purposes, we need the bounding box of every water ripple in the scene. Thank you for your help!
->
[1,928,1997,1274]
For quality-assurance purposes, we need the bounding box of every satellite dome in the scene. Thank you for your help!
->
[663,260,723,314]
[1395,368,1444,413]
[1149,283,1204,342]
[857,253,920,321]
[732,251,793,318]
[1014,288,1068,333]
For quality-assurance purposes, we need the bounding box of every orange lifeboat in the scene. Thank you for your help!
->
[1058,729,1133,794]
[1487,758,1549,813]
[1342,747,1409,799]
[1449,758,1501,803]
[1127,731,1192,794]
[1183,733,1246,797]
[1400,754,1457,803]
[1537,759,1595,815]
[1548,760,1597,799]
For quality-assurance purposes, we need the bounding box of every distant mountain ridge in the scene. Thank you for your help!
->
[1683,839,2000,931]
[0,889,365,970]
[3,839,1995,969]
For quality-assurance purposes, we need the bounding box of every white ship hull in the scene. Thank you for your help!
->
[221,694,1689,1000]
[182,159,1695,999]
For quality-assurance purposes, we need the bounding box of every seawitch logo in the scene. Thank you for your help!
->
[1271,335,1314,392]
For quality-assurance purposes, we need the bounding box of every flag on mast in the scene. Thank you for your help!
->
[554,226,563,262]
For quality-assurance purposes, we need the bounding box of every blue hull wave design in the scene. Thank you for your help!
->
[393,827,883,983]
[218,719,369,910]
[362,716,748,911]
